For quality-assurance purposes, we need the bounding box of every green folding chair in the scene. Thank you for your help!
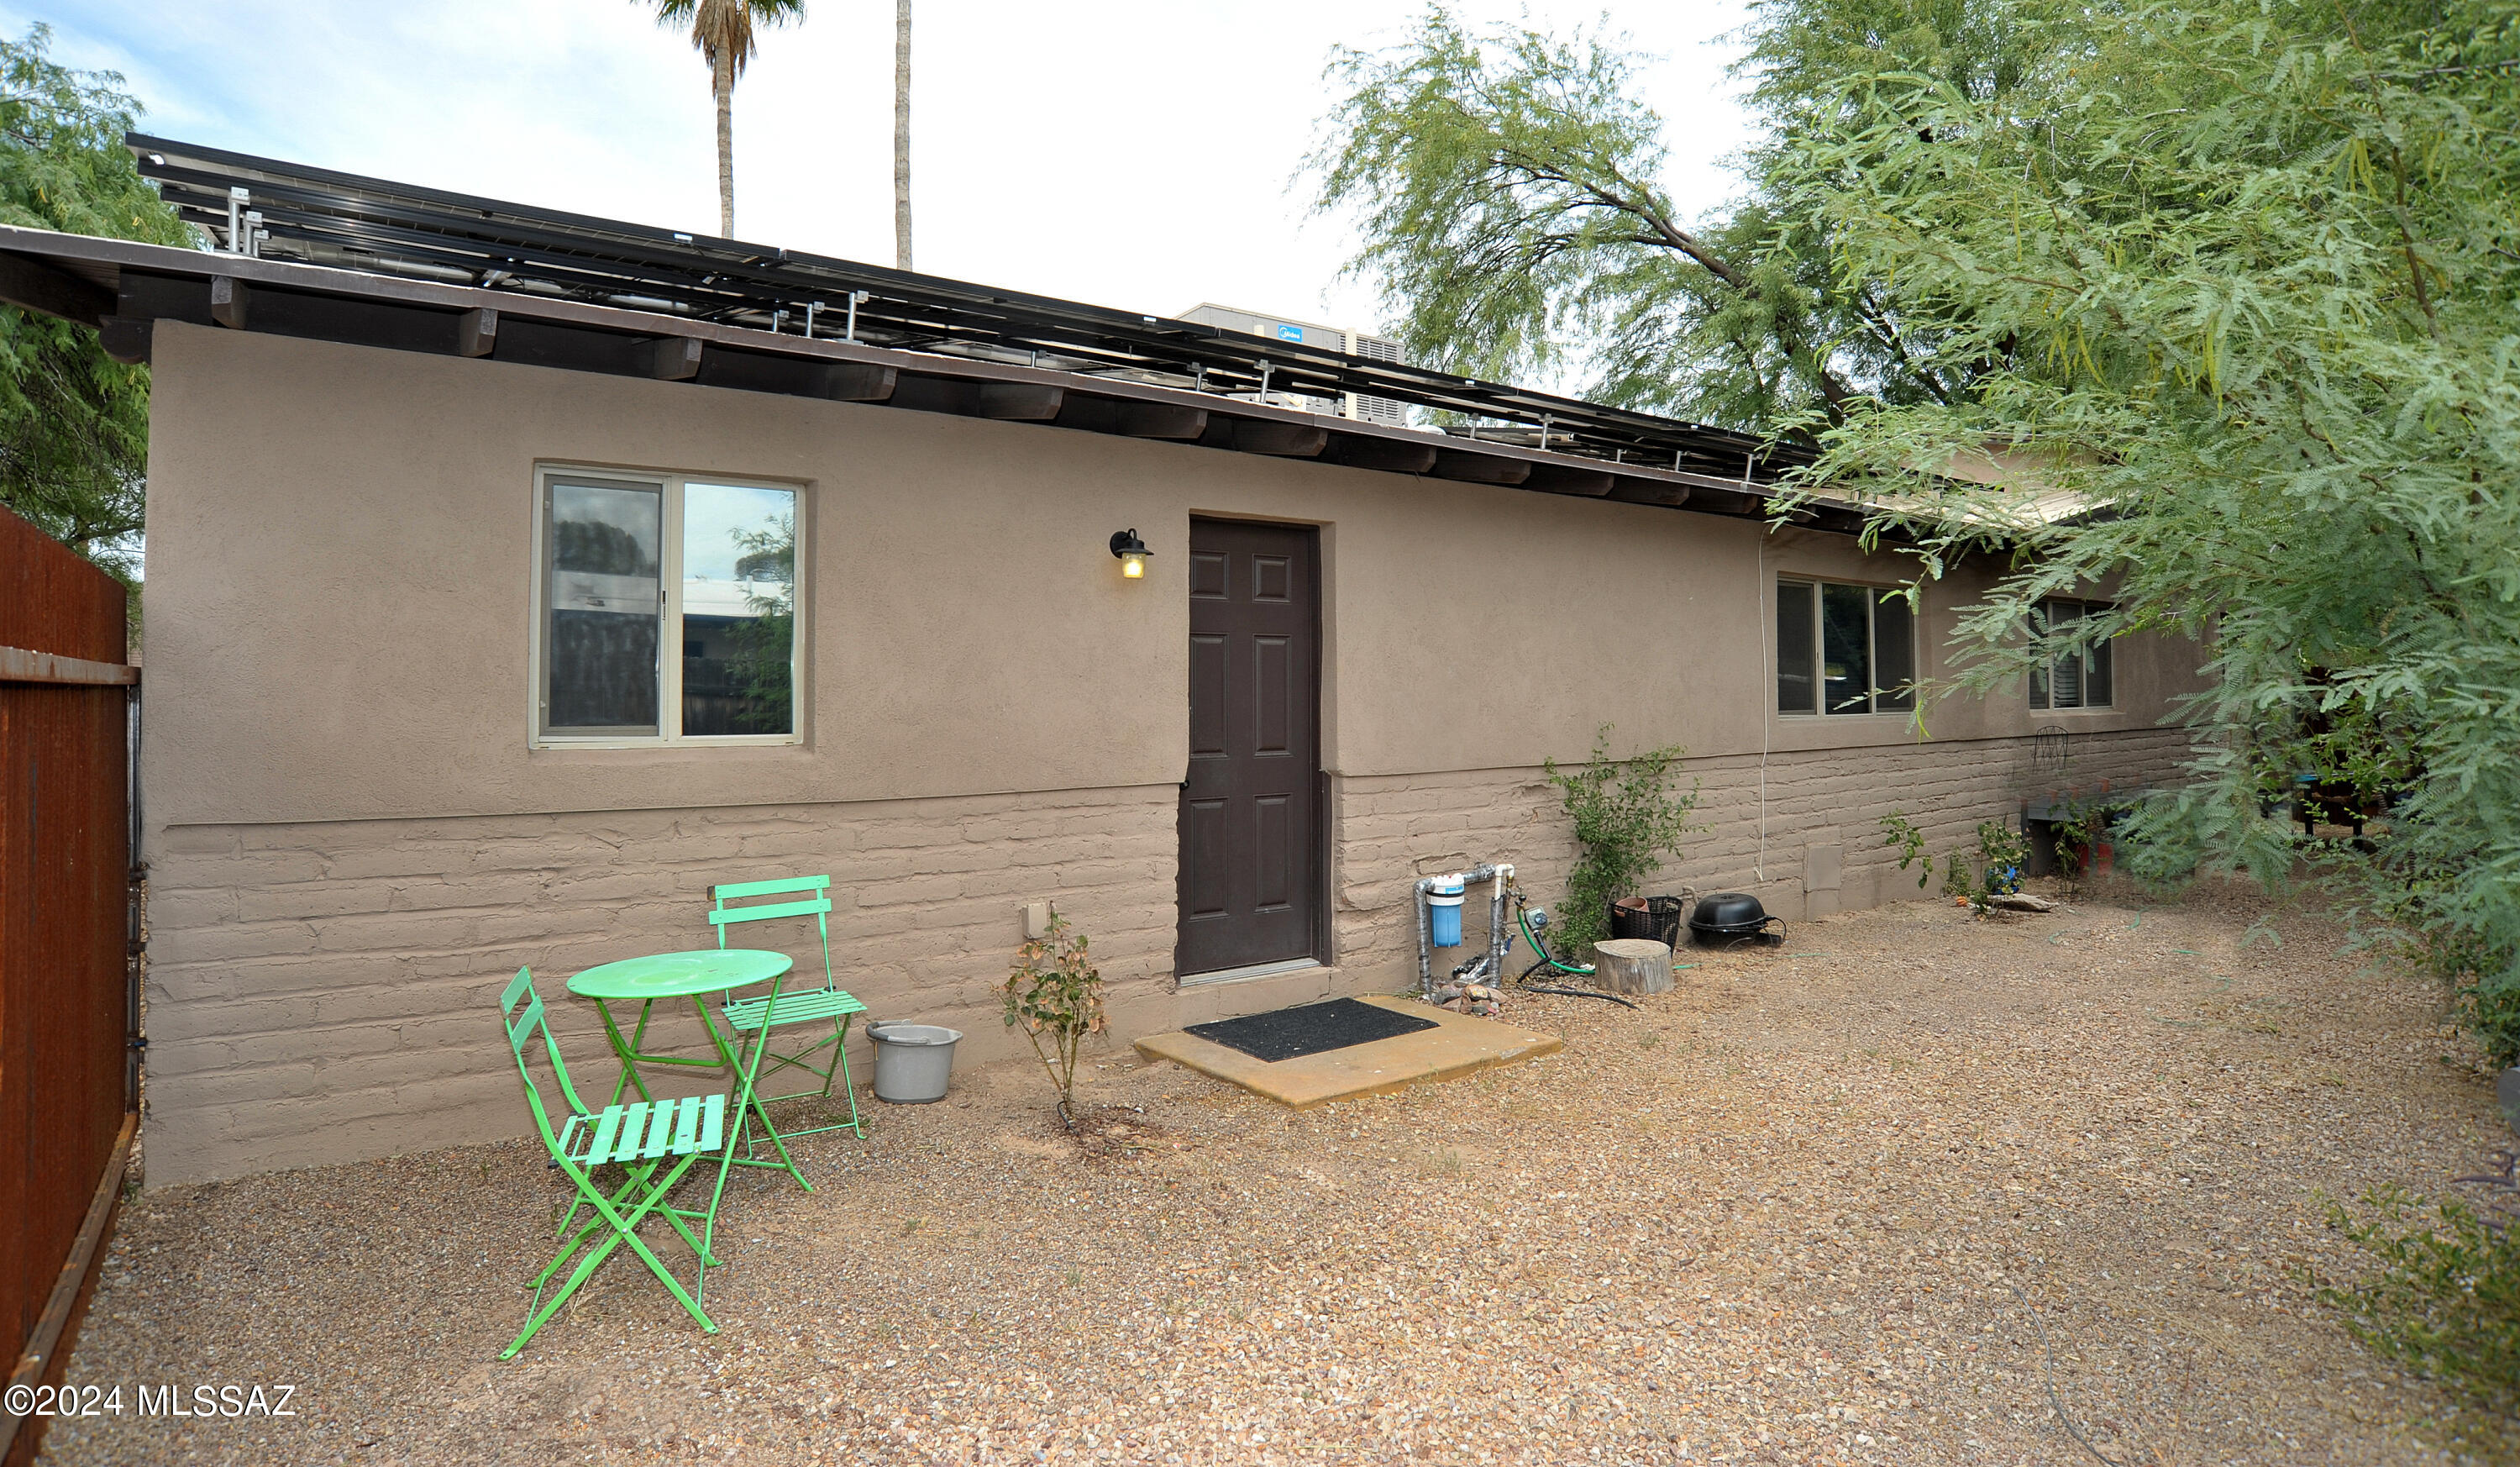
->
[707,875,866,1146]
[498,967,729,1358]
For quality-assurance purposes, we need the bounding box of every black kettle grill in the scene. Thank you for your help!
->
[1688,891,1788,947]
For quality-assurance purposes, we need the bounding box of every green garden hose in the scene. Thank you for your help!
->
[1520,908,1593,976]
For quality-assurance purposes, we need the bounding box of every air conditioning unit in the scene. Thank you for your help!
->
[1344,332,1408,425]
[1178,302,1410,425]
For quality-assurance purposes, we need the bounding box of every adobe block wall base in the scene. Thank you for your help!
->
[1327,725,2194,991]
[141,786,1179,1186]
[140,725,2189,1186]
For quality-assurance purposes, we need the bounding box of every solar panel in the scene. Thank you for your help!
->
[128,133,1806,482]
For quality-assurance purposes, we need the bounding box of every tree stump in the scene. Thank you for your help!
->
[1588,939,1673,996]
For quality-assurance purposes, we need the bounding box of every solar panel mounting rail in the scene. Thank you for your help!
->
[128,133,1807,483]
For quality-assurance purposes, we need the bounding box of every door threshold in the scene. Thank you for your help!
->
[1178,957,1323,989]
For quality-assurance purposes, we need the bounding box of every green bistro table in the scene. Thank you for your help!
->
[566,949,815,1200]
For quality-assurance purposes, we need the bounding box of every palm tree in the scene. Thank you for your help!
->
[893,0,911,270]
[643,0,805,237]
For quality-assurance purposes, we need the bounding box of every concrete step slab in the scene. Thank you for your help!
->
[1134,994,1562,1109]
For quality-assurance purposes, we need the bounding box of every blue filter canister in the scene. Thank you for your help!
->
[1428,875,1467,948]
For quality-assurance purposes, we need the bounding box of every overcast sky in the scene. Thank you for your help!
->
[11,1,1757,339]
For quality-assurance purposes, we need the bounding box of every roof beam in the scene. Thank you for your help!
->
[0,252,111,325]
[97,317,150,365]
[816,361,896,402]
[1231,420,1328,457]
[1606,481,1693,508]
[210,276,247,329]
[976,382,1063,420]
[648,335,702,381]
[455,307,496,358]
[1325,437,1438,475]
[1528,465,1614,497]
[1684,486,1763,518]
[0,224,1881,532]
[1113,401,1206,440]
[1431,450,1530,486]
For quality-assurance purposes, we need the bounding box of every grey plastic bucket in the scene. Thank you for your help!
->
[867,1022,962,1104]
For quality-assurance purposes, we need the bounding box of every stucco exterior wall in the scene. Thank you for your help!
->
[135,325,2206,1184]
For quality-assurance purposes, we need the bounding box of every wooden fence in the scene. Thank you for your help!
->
[0,502,138,1467]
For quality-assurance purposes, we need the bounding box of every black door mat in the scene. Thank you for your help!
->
[1184,997,1440,1064]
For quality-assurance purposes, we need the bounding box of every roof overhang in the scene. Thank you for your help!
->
[0,226,1874,534]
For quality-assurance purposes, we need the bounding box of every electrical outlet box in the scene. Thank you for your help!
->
[1021,901,1050,940]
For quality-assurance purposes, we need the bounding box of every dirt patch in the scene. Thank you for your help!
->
[39,876,2506,1465]
[1063,1104,1182,1162]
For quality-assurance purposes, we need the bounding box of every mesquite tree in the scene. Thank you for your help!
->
[0,26,191,587]
[1771,1,2520,1058]
[1308,6,1998,435]
[1314,0,2520,1058]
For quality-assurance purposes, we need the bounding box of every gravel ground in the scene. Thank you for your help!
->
[40,877,2511,1466]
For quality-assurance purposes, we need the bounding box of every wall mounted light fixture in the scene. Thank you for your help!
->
[1109,528,1152,580]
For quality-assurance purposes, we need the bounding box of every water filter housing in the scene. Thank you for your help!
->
[1427,875,1467,947]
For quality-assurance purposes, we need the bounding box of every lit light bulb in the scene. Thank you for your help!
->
[1109,528,1152,581]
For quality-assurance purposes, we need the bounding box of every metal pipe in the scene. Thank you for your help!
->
[1415,876,1434,997]
[1414,861,1515,999]
[1486,880,1502,986]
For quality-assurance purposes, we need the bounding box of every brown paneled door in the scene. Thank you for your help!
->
[1177,518,1321,977]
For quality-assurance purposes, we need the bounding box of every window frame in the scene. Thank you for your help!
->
[2026,597,2114,712]
[1774,576,1918,718]
[528,463,806,749]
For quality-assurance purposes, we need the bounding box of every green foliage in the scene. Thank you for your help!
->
[2463,984,2520,1073]
[1967,820,2027,909]
[642,0,806,78]
[2048,793,2119,902]
[2433,919,2520,1068]
[1311,8,1923,433]
[0,24,192,584]
[1751,0,2520,1054]
[1544,727,1704,952]
[1883,811,2026,914]
[1320,0,2520,1056]
[1000,908,1105,1126]
[1879,811,1933,886]
[2323,1173,2520,1448]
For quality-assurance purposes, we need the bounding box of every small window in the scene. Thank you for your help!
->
[534,467,801,744]
[1776,579,1916,716]
[2027,597,2113,710]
